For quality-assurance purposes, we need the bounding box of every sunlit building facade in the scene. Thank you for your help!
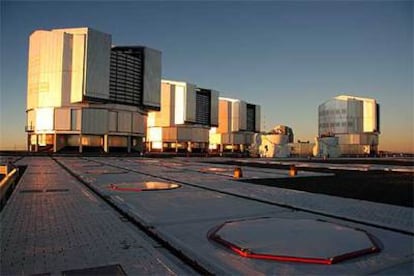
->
[146,80,219,152]
[209,97,261,153]
[26,27,161,152]
[318,95,380,155]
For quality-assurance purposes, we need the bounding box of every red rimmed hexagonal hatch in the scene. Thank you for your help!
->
[208,218,380,265]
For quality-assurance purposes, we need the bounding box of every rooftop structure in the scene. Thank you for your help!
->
[318,95,380,156]
[110,46,161,110]
[146,80,218,152]
[25,27,161,153]
[209,97,261,153]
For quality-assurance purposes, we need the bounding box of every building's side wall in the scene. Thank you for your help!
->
[255,105,261,132]
[54,108,71,131]
[362,98,377,132]
[27,30,66,110]
[185,83,197,124]
[84,29,111,100]
[346,99,363,133]
[117,111,132,133]
[81,108,108,135]
[109,51,143,106]
[143,48,161,110]
[70,32,86,103]
[35,107,54,133]
[174,83,186,125]
[232,101,247,132]
[318,98,366,136]
[210,90,219,127]
[132,112,146,135]
[157,83,175,127]
[218,100,231,134]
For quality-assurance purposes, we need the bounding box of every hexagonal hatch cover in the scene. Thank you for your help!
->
[208,218,380,265]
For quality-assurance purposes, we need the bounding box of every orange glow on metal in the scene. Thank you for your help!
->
[209,224,381,265]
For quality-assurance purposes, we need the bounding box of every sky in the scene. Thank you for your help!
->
[0,0,413,152]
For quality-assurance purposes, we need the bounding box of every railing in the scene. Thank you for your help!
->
[0,166,19,210]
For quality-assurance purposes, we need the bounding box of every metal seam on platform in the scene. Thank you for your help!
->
[84,157,414,236]
[52,157,212,276]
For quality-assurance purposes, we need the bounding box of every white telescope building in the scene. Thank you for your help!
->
[146,80,219,152]
[318,95,380,156]
[25,27,161,153]
[209,97,261,153]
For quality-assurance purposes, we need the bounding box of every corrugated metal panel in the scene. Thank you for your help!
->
[71,109,81,131]
[318,99,348,136]
[108,111,117,132]
[81,108,108,134]
[218,100,231,133]
[363,99,376,132]
[109,136,127,147]
[70,33,86,103]
[376,104,380,133]
[222,133,230,144]
[339,144,366,155]
[132,112,146,134]
[27,110,36,131]
[185,83,196,123]
[232,101,240,132]
[109,49,142,106]
[232,101,247,131]
[255,105,261,132]
[338,134,360,144]
[143,48,161,110]
[84,29,111,100]
[174,84,185,125]
[162,127,177,141]
[61,33,72,106]
[246,104,255,131]
[117,111,132,132]
[337,133,379,146]
[177,127,192,141]
[28,30,66,108]
[27,32,42,110]
[191,128,209,142]
[156,83,174,127]
[54,108,71,130]
[233,133,245,144]
[210,90,219,127]
[347,100,363,133]
[239,101,247,131]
